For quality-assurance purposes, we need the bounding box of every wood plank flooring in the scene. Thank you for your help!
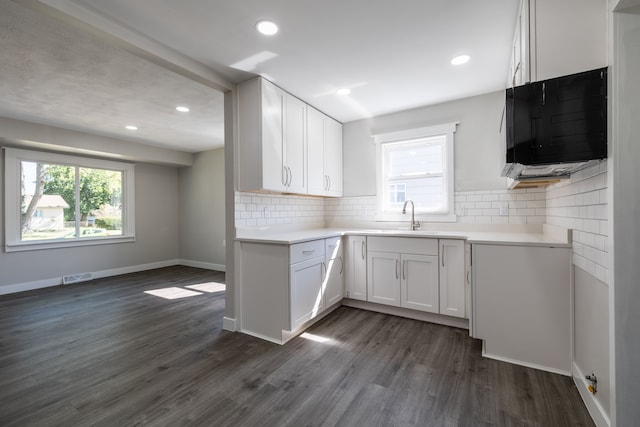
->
[0,266,594,426]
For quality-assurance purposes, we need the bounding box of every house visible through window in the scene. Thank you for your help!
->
[374,122,457,222]
[4,148,135,251]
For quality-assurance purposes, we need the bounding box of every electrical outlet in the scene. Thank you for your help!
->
[222,239,226,247]
[499,202,509,216]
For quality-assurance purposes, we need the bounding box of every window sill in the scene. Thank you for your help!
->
[4,236,136,253]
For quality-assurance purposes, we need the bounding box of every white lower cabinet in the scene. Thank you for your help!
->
[345,235,367,301]
[367,251,401,306]
[324,237,344,307]
[401,253,439,313]
[439,239,466,318]
[366,237,440,313]
[290,256,325,331]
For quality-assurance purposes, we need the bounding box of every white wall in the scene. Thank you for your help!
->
[343,91,507,196]
[178,148,226,270]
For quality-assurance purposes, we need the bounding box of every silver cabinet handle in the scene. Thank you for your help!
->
[302,249,315,254]
[395,259,399,279]
[287,166,292,187]
[442,245,445,267]
[339,256,344,275]
[402,260,406,280]
[322,261,326,281]
[361,241,365,260]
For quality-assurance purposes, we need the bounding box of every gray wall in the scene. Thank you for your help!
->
[178,148,226,269]
[343,91,507,196]
[0,157,181,289]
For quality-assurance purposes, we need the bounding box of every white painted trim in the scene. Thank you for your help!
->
[179,259,226,272]
[481,343,572,376]
[573,362,611,427]
[91,259,179,280]
[0,276,63,296]
[0,259,180,296]
[222,317,237,332]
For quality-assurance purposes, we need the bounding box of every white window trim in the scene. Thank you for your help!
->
[4,147,136,252]
[373,122,458,223]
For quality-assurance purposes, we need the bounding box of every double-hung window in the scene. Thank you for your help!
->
[4,147,135,251]
[374,122,457,222]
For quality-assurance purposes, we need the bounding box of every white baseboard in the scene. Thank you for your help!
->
[0,276,62,295]
[179,259,225,272]
[223,317,236,332]
[480,344,572,376]
[573,362,610,427]
[92,259,180,280]
[0,259,181,296]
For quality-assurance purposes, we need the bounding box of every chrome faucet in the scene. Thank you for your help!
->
[402,200,420,230]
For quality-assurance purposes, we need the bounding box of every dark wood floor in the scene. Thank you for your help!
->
[0,266,593,426]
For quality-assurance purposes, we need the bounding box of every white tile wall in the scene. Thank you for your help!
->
[546,162,609,284]
[234,191,325,229]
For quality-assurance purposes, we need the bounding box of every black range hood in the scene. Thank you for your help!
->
[502,67,608,182]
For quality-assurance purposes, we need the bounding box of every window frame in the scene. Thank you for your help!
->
[374,122,457,223]
[4,147,136,252]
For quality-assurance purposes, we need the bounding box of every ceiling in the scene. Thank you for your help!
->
[1,0,520,153]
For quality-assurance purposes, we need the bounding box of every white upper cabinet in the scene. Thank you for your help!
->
[509,0,607,86]
[238,78,287,192]
[306,106,343,197]
[324,116,343,197]
[284,94,307,194]
[238,77,342,197]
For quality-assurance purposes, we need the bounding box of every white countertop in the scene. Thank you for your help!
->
[235,225,571,247]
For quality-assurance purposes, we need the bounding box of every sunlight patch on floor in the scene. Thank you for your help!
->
[300,332,332,343]
[144,287,203,300]
[185,282,226,293]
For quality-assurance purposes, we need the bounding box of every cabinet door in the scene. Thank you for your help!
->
[367,251,401,307]
[290,257,325,331]
[345,236,367,301]
[324,237,344,307]
[439,239,466,318]
[306,106,326,196]
[324,117,343,197]
[284,94,306,194]
[401,254,439,313]
[260,79,286,192]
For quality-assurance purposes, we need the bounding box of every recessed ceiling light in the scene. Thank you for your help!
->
[176,106,190,113]
[451,55,470,65]
[336,88,351,96]
[125,125,138,131]
[256,20,278,36]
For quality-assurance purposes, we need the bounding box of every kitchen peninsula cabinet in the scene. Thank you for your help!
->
[239,236,344,344]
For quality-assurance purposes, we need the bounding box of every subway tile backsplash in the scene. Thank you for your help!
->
[235,161,608,285]
[546,161,609,284]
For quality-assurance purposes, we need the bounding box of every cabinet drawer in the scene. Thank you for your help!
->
[367,236,438,255]
[290,239,325,264]
[325,237,342,259]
